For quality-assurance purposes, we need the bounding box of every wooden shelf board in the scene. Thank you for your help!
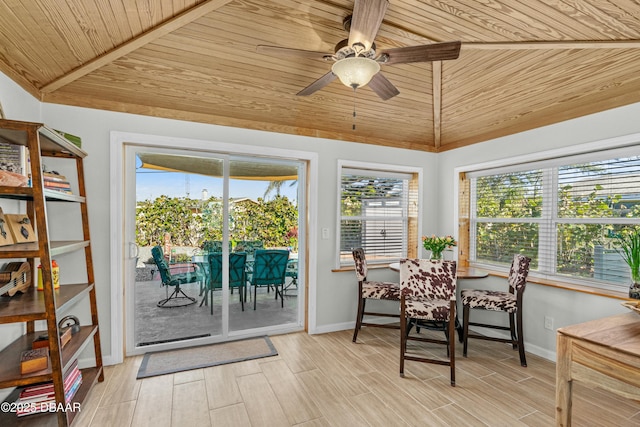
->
[0,240,89,258]
[0,284,94,324]
[0,332,54,388]
[67,366,102,425]
[0,186,85,203]
[60,326,98,374]
[0,326,97,388]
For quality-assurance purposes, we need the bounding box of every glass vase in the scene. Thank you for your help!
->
[430,251,443,261]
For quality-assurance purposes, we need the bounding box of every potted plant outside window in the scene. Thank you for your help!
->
[614,230,640,299]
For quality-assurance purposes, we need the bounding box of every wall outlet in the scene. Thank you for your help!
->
[544,316,554,330]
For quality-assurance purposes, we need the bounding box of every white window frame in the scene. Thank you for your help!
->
[457,135,640,292]
[335,160,422,268]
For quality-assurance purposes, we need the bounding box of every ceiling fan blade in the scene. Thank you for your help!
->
[257,45,329,60]
[379,41,461,65]
[368,72,399,100]
[297,71,337,96]
[348,0,389,52]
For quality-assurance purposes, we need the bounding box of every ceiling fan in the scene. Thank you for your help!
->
[257,0,461,100]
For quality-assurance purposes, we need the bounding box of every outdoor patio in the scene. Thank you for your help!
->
[134,274,298,347]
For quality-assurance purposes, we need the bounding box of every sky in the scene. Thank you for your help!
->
[135,168,298,202]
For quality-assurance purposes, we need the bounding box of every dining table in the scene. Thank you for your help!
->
[388,262,489,279]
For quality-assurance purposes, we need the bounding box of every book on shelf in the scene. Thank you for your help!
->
[43,171,68,182]
[42,172,72,194]
[19,360,79,397]
[53,130,82,148]
[15,360,83,416]
[43,181,71,189]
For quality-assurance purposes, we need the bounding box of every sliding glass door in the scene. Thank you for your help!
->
[124,145,304,355]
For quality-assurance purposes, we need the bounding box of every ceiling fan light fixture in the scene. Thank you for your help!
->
[331,56,380,90]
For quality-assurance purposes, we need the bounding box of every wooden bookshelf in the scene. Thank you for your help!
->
[0,119,103,426]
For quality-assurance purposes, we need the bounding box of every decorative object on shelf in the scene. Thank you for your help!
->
[0,141,29,187]
[613,229,640,299]
[37,260,59,290]
[422,235,457,260]
[58,315,81,336]
[0,261,31,297]
[20,347,50,374]
[59,327,73,348]
[31,325,73,350]
[32,334,49,349]
[0,209,14,246]
[621,300,640,316]
[5,213,36,243]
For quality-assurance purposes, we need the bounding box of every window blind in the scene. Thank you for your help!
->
[470,151,640,291]
[339,169,413,266]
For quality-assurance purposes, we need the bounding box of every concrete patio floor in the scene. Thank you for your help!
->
[134,275,298,347]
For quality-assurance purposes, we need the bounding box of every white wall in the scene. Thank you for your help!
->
[438,103,640,360]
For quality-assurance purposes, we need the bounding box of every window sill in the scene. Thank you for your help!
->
[334,263,631,300]
[331,264,391,273]
[481,268,630,300]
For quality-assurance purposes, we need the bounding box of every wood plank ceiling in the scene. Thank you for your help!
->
[1,0,640,152]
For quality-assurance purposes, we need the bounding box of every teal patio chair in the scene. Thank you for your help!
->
[202,240,232,254]
[284,258,298,296]
[201,252,247,313]
[234,240,263,299]
[250,249,289,310]
[151,245,200,308]
[234,240,263,258]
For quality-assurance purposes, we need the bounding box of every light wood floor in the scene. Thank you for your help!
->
[75,327,640,427]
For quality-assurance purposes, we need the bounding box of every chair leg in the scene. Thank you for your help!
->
[199,289,208,307]
[443,322,450,358]
[399,303,407,377]
[254,285,257,310]
[516,309,527,367]
[462,304,470,357]
[509,312,517,349]
[157,286,196,308]
[240,286,244,312]
[449,301,456,386]
[352,297,365,342]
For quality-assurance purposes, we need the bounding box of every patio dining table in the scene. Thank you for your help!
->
[193,252,299,307]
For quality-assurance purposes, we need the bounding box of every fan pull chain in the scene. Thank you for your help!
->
[352,88,357,131]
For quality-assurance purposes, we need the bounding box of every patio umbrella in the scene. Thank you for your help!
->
[137,153,298,181]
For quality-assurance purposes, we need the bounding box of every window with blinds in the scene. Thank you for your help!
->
[338,166,418,267]
[469,149,640,291]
